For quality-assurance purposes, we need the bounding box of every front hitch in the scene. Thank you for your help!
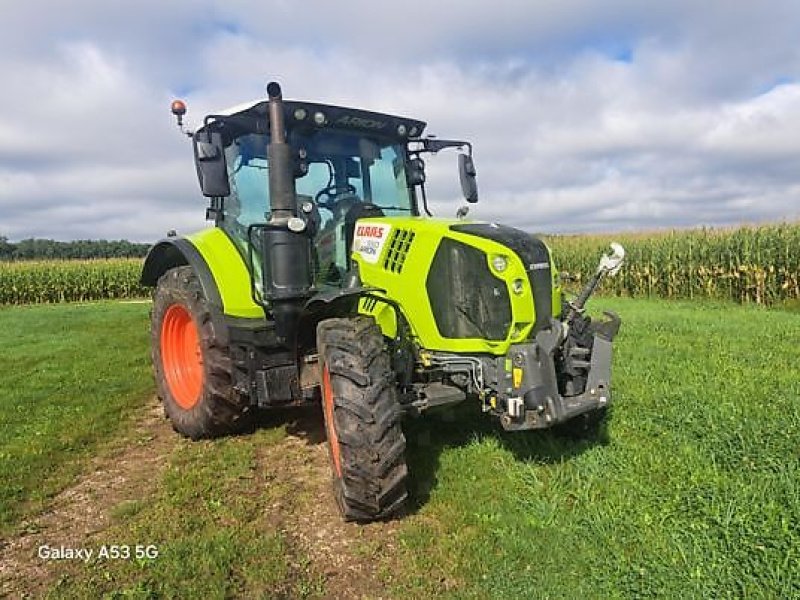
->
[497,323,616,431]
[565,242,625,321]
[496,244,625,431]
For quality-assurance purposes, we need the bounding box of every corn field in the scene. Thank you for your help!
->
[0,258,148,305]
[1,224,798,306]
[547,223,800,306]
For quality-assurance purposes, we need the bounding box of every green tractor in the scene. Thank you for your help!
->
[143,82,625,522]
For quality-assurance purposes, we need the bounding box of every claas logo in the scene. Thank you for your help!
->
[356,225,385,238]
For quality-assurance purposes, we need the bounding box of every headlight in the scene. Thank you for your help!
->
[491,255,508,273]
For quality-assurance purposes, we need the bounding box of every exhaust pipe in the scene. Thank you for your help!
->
[262,82,312,343]
[266,82,296,220]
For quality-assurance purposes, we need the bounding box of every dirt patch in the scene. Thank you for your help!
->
[0,403,403,599]
[256,408,402,600]
[0,398,176,598]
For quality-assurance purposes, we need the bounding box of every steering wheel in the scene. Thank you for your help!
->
[315,183,358,208]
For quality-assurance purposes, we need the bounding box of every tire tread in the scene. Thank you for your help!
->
[317,316,408,522]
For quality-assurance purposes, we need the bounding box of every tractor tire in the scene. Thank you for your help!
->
[151,266,251,440]
[317,316,408,522]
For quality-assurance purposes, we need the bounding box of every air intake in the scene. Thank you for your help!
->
[383,228,415,273]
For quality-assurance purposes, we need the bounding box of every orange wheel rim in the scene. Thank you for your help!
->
[322,365,343,477]
[161,303,203,409]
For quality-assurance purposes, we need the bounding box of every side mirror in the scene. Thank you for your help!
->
[407,157,426,186]
[193,131,230,197]
[458,153,478,203]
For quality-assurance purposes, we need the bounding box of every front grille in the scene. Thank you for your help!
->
[425,238,511,340]
[450,223,553,334]
[383,228,415,273]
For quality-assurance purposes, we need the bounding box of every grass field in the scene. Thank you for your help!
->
[393,298,800,597]
[1,298,799,597]
[0,302,152,533]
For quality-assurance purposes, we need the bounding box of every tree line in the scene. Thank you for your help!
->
[0,236,150,261]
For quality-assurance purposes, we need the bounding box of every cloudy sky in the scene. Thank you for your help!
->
[1,1,799,241]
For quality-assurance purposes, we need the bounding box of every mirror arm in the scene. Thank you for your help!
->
[197,114,238,142]
[203,114,228,128]
[419,138,472,156]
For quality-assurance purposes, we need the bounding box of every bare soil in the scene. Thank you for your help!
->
[264,409,401,599]
[0,401,400,599]
[0,400,174,598]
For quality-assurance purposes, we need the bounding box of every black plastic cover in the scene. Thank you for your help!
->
[451,223,553,334]
[199,101,427,146]
[426,238,511,340]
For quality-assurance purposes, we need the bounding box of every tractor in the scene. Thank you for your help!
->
[142,82,625,522]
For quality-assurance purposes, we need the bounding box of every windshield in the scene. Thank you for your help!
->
[223,130,412,231]
[222,129,413,285]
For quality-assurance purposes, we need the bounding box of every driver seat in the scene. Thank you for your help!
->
[344,203,385,266]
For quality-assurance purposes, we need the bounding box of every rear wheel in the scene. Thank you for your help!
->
[152,266,251,439]
[317,316,408,522]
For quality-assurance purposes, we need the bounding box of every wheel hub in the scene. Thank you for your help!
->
[160,303,204,409]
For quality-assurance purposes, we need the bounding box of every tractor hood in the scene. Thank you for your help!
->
[448,223,555,335]
[351,217,562,355]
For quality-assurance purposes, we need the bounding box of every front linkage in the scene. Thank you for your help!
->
[416,243,626,432]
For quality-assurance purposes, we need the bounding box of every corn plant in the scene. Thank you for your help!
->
[0,258,148,305]
[547,223,800,306]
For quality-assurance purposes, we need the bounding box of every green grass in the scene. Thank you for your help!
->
[3,298,798,597]
[1,301,321,598]
[0,301,152,532]
[392,297,800,598]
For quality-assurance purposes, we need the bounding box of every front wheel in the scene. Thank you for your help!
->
[317,316,408,522]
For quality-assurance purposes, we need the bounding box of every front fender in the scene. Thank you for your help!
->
[295,286,382,353]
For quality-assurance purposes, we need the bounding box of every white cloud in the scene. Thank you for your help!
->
[1,1,799,240]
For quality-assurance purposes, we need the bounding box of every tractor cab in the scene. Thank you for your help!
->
[217,119,415,283]
[189,95,475,290]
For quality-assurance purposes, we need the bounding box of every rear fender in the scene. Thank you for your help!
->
[142,229,265,321]
[141,238,221,307]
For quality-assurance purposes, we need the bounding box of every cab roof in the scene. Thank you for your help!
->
[198,99,427,144]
